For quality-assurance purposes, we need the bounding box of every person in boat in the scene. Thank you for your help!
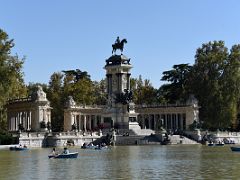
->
[82,142,87,148]
[52,148,56,155]
[19,144,22,147]
[23,144,27,148]
[89,142,94,146]
[63,147,69,154]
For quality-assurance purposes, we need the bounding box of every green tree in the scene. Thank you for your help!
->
[222,45,240,129]
[190,41,240,130]
[92,80,107,105]
[47,72,64,132]
[131,76,158,105]
[159,64,192,103]
[63,70,95,105]
[0,29,27,132]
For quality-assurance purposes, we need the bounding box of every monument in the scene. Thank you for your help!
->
[5,37,200,147]
[104,37,139,129]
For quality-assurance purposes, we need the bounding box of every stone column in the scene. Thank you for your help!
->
[175,114,178,130]
[166,114,170,130]
[148,114,151,129]
[101,116,104,124]
[15,113,17,131]
[180,114,182,130]
[80,115,82,132]
[116,73,122,92]
[127,73,131,90]
[106,74,112,95]
[26,111,29,130]
[92,115,96,130]
[28,111,31,130]
[84,115,87,132]
[71,113,74,126]
[16,112,19,130]
[172,114,175,130]
[142,114,146,129]
[22,111,26,130]
[89,115,92,131]
[154,114,158,130]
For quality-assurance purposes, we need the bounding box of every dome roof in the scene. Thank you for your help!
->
[105,54,131,66]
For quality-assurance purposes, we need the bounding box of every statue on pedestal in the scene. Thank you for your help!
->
[112,37,127,54]
[65,96,76,107]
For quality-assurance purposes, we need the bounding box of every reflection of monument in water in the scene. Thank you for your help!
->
[6,37,200,147]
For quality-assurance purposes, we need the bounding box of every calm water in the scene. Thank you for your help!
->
[1,145,240,179]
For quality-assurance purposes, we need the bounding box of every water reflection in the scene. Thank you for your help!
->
[1,145,240,179]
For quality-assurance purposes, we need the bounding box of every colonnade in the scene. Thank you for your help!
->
[8,111,32,131]
[137,113,186,131]
[68,113,103,132]
[6,86,52,132]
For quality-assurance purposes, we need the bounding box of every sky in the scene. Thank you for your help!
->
[1,1,240,88]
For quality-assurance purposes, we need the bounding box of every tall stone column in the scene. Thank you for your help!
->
[180,114,183,130]
[106,74,112,95]
[78,115,81,131]
[127,73,131,90]
[88,115,91,131]
[84,115,87,132]
[70,113,75,129]
[148,114,151,129]
[15,113,17,131]
[22,111,27,130]
[116,73,121,92]
[164,114,167,129]
[26,111,29,130]
[154,114,158,130]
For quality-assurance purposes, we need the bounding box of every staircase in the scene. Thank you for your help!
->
[169,135,199,144]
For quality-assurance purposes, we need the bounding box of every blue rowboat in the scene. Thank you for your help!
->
[230,147,240,152]
[208,143,214,146]
[9,146,28,151]
[215,143,224,146]
[48,152,78,159]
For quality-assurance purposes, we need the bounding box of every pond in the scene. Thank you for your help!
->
[0,145,240,179]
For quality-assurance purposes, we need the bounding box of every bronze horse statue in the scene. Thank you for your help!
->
[112,38,127,54]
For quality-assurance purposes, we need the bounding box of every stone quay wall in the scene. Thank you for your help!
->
[18,132,102,148]
[184,130,240,144]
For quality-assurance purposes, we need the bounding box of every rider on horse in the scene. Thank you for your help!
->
[112,37,127,54]
[115,36,120,45]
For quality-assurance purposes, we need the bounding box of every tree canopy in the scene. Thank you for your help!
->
[190,41,240,130]
[0,29,27,132]
[159,64,192,104]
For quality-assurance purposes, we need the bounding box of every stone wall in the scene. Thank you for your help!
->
[17,132,102,148]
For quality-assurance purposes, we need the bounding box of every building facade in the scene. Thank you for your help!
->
[63,53,199,133]
[6,40,199,135]
[6,86,52,132]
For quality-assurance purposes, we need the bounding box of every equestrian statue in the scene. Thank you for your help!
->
[112,36,127,54]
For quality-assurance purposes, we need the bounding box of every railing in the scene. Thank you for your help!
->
[135,103,194,108]
[7,96,33,104]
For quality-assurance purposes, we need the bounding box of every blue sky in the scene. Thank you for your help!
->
[1,1,240,88]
